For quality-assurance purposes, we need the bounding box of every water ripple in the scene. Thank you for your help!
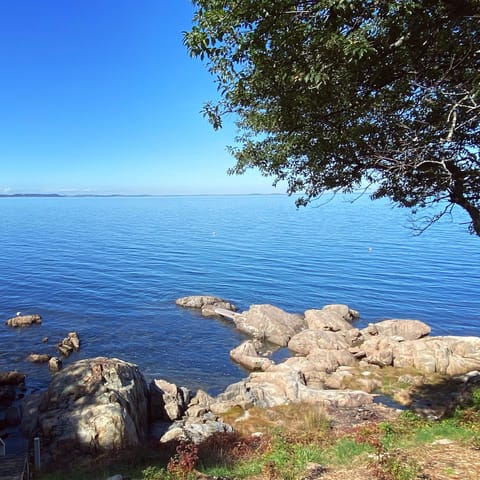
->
[0,195,479,393]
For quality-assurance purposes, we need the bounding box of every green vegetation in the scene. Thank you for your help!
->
[38,390,480,480]
[185,0,480,235]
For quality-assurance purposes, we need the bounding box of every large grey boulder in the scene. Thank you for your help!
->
[232,304,305,346]
[31,357,149,464]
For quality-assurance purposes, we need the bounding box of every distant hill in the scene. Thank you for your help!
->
[0,193,64,197]
[0,193,150,198]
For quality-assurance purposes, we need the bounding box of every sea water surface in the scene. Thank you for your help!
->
[0,195,479,394]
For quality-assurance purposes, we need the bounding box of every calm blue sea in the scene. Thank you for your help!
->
[0,195,479,394]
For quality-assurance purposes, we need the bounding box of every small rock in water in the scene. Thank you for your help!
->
[67,332,80,351]
[26,353,51,363]
[48,357,62,373]
[57,331,81,357]
[0,371,26,386]
[57,342,73,357]
[5,314,42,328]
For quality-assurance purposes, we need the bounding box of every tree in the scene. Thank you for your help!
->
[184,0,480,235]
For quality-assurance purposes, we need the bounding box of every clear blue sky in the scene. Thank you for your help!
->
[0,0,281,195]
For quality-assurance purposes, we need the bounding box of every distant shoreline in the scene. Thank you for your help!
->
[0,193,286,198]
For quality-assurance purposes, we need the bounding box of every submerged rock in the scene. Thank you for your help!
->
[176,295,237,317]
[26,353,51,363]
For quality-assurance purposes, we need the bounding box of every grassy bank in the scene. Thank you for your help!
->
[38,389,480,480]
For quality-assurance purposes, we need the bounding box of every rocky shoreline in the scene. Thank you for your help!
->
[1,296,480,467]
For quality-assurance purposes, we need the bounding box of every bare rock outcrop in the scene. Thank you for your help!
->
[288,329,350,355]
[307,349,358,372]
[28,357,149,465]
[150,379,191,421]
[5,314,42,327]
[229,340,274,371]
[232,304,305,346]
[159,412,234,444]
[361,330,480,376]
[392,336,480,375]
[361,336,398,367]
[363,319,431,340]
[178,299,480,422]
[185,389,215,418]
[211,364,373,412]
[305,309,353,332]
[154,387,233,444]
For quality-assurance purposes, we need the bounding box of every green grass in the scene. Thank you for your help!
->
[199,431,374,480]
[38,413,479,480]
[201,460,263,479]
[38,389,480,480]
[324,438,374,465]
[411,419,477,445]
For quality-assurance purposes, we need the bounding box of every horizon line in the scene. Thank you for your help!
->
[0,192,288,199]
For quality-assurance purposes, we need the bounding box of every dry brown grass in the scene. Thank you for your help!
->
[409,442,480,480]
[220,402,331,439]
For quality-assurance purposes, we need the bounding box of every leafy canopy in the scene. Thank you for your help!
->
[185,0,480,235]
